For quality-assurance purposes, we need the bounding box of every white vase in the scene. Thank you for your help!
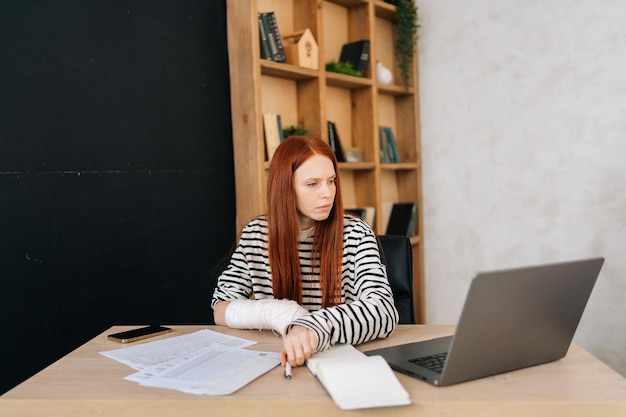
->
[376,61,393,85]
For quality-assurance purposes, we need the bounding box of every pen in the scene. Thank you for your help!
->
[284,362,292,380]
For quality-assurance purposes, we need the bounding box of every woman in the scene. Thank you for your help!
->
[212,135,398,369]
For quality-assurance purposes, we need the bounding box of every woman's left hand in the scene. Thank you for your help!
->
[280,325,318,367]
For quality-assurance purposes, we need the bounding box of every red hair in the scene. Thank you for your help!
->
[266,135,344,308]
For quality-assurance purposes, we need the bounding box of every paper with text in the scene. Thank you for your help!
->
[131,345,280,395]
[100,329,279,395]
[100,329,255,370]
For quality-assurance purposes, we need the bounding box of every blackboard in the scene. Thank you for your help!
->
[0,0,234,393]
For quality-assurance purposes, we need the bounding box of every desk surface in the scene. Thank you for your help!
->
[2,325,626,417]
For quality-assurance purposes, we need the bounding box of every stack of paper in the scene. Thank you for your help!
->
[100,329,280,395]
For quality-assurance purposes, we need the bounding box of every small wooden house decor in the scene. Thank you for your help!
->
[283,28,318,70]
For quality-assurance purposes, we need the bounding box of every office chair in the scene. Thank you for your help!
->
[377,235,416,324]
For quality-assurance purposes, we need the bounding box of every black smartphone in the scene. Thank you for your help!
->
[107,325,172,343]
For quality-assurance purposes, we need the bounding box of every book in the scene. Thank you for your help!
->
[327,121,346,162]
[306,344,410,410]
[379,126,389,163]
[257,13,272,60]
[384,126,400,162]
[327,120,337,152]
[261,12,286,62]
[339,39,370,75]
[380,126,400,163]
[263,113,282,160]
[276,114,285,142]
[385,202,417,236]
[259,13,277,61]
[379,126,392,163]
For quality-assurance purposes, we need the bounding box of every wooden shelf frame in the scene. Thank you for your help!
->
[226,0,424,323]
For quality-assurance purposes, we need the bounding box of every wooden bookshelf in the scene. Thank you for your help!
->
[226,0,424,323]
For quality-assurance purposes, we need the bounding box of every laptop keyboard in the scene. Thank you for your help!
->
[409,352,448,374]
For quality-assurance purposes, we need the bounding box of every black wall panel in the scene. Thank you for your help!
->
[0,0,234,393]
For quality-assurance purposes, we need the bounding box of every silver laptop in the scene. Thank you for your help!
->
[365,257,604,386]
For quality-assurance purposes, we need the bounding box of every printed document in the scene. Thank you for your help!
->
[100,329,280,395]
[100,329,256,369]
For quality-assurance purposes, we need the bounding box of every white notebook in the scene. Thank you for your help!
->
[306,344,411,410]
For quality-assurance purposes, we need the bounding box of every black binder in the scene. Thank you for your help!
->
[386,202,417,236]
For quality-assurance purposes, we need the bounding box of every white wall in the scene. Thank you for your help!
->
[417,0,626,376]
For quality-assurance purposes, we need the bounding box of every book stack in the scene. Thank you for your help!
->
[258,12,286,62]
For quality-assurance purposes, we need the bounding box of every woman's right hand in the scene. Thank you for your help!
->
[281,324,318,367]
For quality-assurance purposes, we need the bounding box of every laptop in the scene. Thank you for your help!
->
[365,257,604,386]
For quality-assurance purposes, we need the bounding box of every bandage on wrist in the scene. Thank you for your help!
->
[224,298,309,335]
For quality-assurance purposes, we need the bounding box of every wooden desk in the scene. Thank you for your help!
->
[2,325,626,417]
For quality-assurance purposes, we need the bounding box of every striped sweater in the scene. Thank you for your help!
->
[211,215,399,352]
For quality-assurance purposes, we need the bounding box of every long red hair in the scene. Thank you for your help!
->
[266,135,344,308]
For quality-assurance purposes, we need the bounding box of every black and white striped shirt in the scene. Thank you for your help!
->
[212,215,399,351]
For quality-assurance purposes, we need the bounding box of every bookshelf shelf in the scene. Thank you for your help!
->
[380,162,419,171]
[226,0,424,323]
[329,0,369,7]
[378,83,415,96]
[326,72,373,89]
[260,60,318,80]
[337,161,377,171]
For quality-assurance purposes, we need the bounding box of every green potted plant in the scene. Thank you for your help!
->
[325,61,362,77]
[282,124,311,138]
[389,0,419,91]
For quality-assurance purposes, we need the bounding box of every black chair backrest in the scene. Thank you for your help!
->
[377,235,416,324]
